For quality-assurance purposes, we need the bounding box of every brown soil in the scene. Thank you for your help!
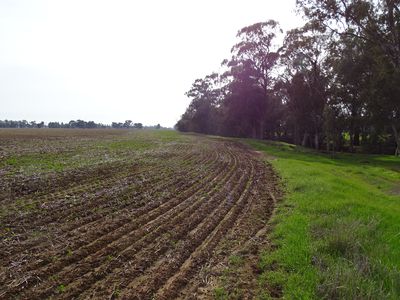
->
[0,131,280,299]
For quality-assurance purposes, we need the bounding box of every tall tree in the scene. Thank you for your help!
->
[281,25,329,148]
[297,0,400,153]
[223,20,282,138]
[177,73,222,134]
[326,31,372,151]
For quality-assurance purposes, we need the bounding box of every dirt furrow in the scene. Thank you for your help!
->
[0,146,209,255]
[2,147,217,265]
[71,148,244,299]
[157,160,259,299]
[9,146,235,299]
[118,155,255,299]
[1,132,279,300]
[2,148,204,231]
[38,149,236,299]
[178,159,281,299]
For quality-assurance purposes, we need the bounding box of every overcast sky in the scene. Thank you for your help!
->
[0,0,303,127]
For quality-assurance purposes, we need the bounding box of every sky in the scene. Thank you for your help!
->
[0,0,303,127]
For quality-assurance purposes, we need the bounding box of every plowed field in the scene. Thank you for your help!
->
[0,129,280,299]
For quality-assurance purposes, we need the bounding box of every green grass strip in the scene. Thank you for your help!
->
[245,140,400,299]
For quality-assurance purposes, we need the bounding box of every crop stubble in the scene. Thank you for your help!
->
[0,129,280,299]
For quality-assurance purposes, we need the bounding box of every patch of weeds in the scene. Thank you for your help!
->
[317,262,393,299]
[228,255,243,267]
[169,239,177,247]
[49,274,59,281]
[258,269,284,298]
[57,284,66,293]
[107,140,154,151]
[15,199,38,213]
[257,291,273,300]
[106,255,114,261]
[221,266,231,278]
[214,287,229,300]
[313,218,380,261]
[6,153,68,172]
[111,286,121,299]
[229,288,244,300]
[30,230,43,238]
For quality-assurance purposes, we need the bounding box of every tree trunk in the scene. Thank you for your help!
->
[294,125,300,145]
[349,132,354,152]
[361,126,367,148]
[314,133,319,150]
[354,129,360,146]
[392,123,400,156]
[259,120,265,139]
[302,132,309,147]
[349,117,356,152]
[252,123,257,139]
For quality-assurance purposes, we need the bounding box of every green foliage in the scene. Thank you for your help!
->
[214,287,229,300]
[228,255,244,267]
[177,0,400,155]
[246,139,400,299]
[57,284,66,293]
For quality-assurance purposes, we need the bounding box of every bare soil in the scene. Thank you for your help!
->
[0,129,280,299]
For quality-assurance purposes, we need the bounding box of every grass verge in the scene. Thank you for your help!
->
[245,140,400,299]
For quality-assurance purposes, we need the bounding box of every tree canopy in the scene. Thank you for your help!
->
[177,1,400,155]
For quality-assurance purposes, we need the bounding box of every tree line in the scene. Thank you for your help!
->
[176,0,400,155]
[0,119,156,129]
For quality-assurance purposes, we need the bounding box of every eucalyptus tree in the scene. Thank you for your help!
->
[325,31,372,151]
[281,24,329,149]
[296,0,400,153]
[177,73,222,134]
[222,20,282,138]
[123,120,132,128]
[220,60,267,137]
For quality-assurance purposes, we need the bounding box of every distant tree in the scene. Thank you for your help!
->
[179,73,222,134]
[68,120,76,128]
[112,122,123,129]
[75,120,86,128]
[133,123,143,129]
[86,121,97,128]
[123,120,132,128]
[48,122,61,128]
[156,124,161,129]
[0,119,113,129]
[20,120,29,128]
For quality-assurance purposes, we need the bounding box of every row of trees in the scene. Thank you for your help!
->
[111,121,144,129]
[176,0,400,155]
[0,120,149,129]
[49,120,108,128]
[0,120,46,128]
